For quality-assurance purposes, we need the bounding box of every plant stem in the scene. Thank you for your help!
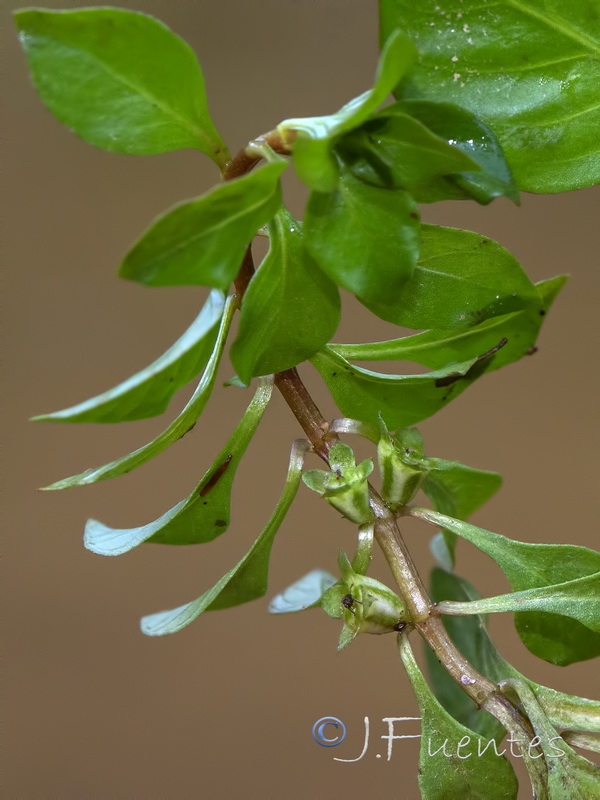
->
[223,136,538,753]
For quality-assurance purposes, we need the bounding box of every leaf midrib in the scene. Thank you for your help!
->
[506,0,600,56]
[36,32,213,148]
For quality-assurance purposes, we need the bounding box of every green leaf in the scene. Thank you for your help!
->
[311,346,502,429]
[337,106,481,190]
[438,572,600,634]
[423,459,502,568]
[500,680,600,799]
[304,172,420,311]
[141,440,309,635]
[278,29,416,191]
[330,276,566,369]
[41,296,236,491]
[14,8,228,164]
[398,100,519,204]
[32,290,225,424]
[398,635,518,800]
[380,0,600,192]
[268,570,337,614]
[230,209,340,383]
[119,161,287,289]
[424,569,512,742]
[364,223,540,329]
[426,571,600,737]
[409,507,600,664]
[84,377,273,555]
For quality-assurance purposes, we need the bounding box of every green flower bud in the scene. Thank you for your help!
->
[302,442,374,524]
[320,551,410,650]
[377,420,428,509]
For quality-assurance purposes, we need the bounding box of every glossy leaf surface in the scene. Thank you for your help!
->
[337,107,480,190]
[231,210,340,383]
[120,162,287,289]
[380,0,600,192]
[141,440,309,635]
[399,635,518,800]
[410,508,600,664]
[42,296,236,490]
[268,570,337,614]
[399,100,519,204]
[311,347,502,429]
[15,8,227,162]
[304,173,420,311]
[85,378,273,555]
[33,291,225,424]
[365,224,540,329]
[278,29,416,191]
[331,276,566,369]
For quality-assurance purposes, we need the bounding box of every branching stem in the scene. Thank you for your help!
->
[224,136,539,758]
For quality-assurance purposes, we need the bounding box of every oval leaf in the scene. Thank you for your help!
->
[230,209,340,383]
[337,106,481,190]
[331,276,566,369]
[84,377,273,555]
[364,224,540,329]
[141,440,309,635]
[33,290,225,424]
[14,8,228,163]
[380,0,600,192]
[399,100,519,204]
[304,172,420,311]
[119,161,287,289]
[311,345,503,429]
[409,507,600,665]
[41,296,236,490]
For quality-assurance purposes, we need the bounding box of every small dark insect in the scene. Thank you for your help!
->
[199,454,233,497]
[393,621,407,632]
[341,593,355,610]
[526,345,538,356]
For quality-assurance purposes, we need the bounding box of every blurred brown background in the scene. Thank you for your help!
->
[3,0,599,797]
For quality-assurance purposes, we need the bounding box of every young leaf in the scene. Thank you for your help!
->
[278,29,416,191]
[84,377,273,555]
[304,172,420,310]
[141,440,310,635]
[14,8,228,164]
[330,276,566,369]
[438,571,600,634]
[337,107,481,190]
[268,570,337,614]
[32,290,225,424]
[364,224,540,329]
[230,209,340,384]
[500,680,600,799]
[423,459,502,569]
[398,100,519,204]
[311,346,501,429]
[409,508,600,665]
[380,0,600,192]
[398,635,518,800]
[41,296,236,491]
[119,161,287,289]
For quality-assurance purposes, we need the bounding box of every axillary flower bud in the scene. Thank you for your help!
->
[302,442,374,524]
[320,552,410,650]
[377,419,428,509]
